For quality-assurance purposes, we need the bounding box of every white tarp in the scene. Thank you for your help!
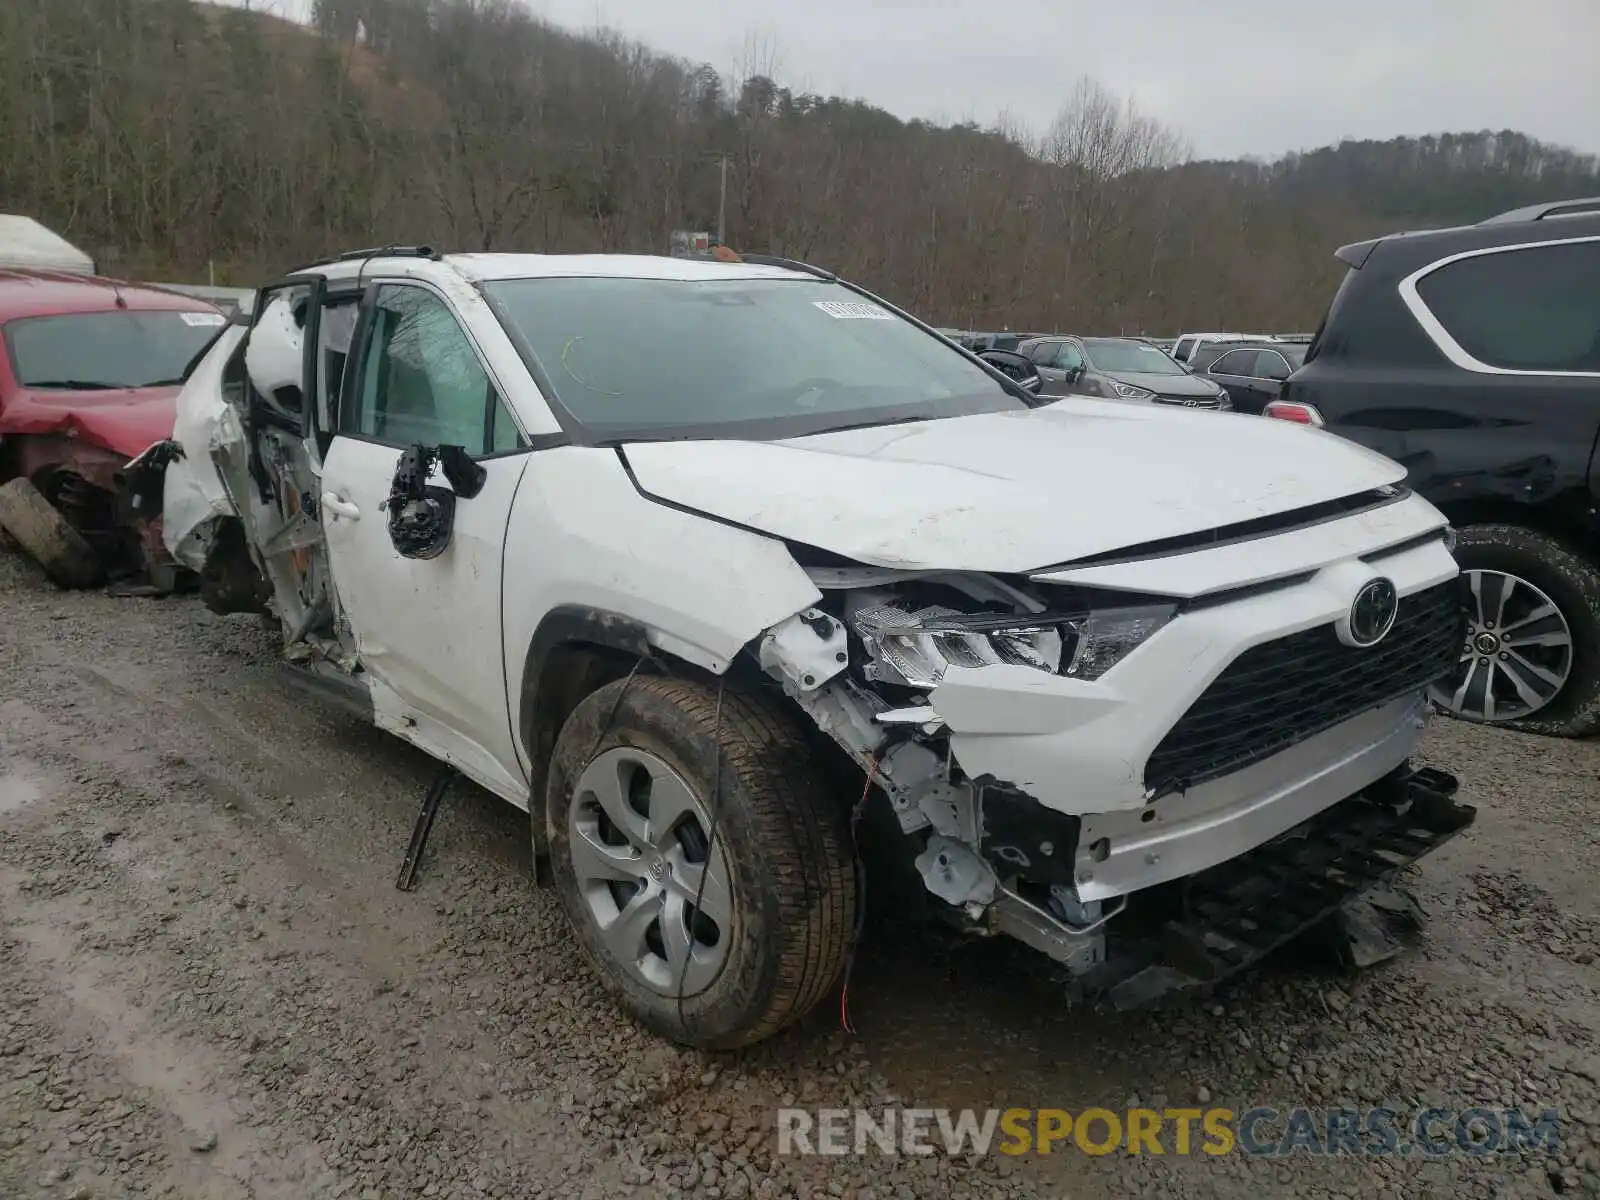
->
[0,215,95,274]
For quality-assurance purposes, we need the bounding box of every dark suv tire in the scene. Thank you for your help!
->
[1431,524,1600,737]
[545,675,857,1049]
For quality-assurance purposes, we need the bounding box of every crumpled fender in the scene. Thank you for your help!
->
[161,325,246,569]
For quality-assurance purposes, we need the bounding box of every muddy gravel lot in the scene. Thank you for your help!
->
[2,544,1598,1200]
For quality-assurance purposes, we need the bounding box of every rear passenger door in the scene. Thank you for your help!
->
[1400,237,1600,506]
[1356,236,1600,505]
[1209,348,1290,415]
[318,280,532,799]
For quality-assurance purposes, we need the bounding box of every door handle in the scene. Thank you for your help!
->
[321,492,361,521]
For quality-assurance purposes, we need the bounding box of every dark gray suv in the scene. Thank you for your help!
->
[1018,336,1233,409]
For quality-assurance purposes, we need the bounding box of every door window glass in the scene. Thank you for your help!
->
[351,285,498,451]
[1258,351,1292,381]
[1056,342,1085,370]
[1415,240,1600,371]
[1210,349,1261,377]
[489,393,523,453]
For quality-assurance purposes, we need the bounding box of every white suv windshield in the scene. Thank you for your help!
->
[483,276,1027,441]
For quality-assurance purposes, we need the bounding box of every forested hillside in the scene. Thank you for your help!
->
[2,0,1595,332]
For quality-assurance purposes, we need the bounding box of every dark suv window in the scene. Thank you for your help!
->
[1209,348,1261,377]
[1414,240,1600,372]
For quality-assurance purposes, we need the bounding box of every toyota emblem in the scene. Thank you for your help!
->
[1345,577,1399,647]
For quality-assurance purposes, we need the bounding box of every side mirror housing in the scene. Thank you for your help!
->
[976,349,1043,395]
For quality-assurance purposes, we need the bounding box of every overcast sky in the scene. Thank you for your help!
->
[247,0,1599,160]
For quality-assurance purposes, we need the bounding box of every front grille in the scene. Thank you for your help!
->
[1144,579,1465,794]
[1154,394,1222,409]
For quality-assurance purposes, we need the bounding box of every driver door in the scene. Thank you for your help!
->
[1049,341,1087,395]
[319,281,532,800]
[1030,341,1070,395]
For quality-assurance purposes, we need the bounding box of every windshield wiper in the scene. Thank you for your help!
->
[809,414,936,435]
[23,379,124,391]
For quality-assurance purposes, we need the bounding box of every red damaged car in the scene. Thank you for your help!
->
[0,270,226,590]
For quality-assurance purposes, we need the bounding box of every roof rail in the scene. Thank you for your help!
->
[279,244,444,277]
[1479,197,1600,225]
[736,253,836,280]
[336,244,441,261]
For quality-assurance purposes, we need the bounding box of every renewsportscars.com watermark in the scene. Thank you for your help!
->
[776,1106,1562,1158]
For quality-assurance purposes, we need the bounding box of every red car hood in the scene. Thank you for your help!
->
[0,385,179,460]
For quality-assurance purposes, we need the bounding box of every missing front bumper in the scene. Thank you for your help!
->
[1090,765,1474,1009]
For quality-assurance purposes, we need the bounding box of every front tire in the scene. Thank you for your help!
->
[1431,524,1600,737]
[545,675,857,1049]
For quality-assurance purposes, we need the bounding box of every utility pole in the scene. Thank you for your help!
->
[717,155,727,245]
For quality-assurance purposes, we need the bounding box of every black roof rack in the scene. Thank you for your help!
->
[336,244,442,261]
[735,253,836,280]
[279,244,443,277]
[1479,197,1600,225]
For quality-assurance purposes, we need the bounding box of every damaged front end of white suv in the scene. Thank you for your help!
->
[153,250,1475,1040]
[749,496,1473,1007]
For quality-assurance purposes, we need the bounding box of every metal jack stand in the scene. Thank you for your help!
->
[396,765,459,892]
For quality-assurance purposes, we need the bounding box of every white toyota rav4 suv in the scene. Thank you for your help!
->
[157,246,1473,1049]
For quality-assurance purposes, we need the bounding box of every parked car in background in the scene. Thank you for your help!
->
[0,270,225,589]
[1020,335,1234,408]
[159,247,1469,1048]
[1273,196,1600,736]
[1198,340,1308,414]
[963,331,1023,353]
[1170,332,1251,365]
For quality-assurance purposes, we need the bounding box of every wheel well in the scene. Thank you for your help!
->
[518,611,839,807]
[523,640,646,818]
[1436,496,1597,562]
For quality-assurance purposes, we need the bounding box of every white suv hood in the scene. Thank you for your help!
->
[621,399,1407,573]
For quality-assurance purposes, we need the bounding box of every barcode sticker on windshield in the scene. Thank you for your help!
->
[179,312,226,327]
[813,300,894,320]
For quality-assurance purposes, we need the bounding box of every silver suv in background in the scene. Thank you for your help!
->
[1019,335,1234,409]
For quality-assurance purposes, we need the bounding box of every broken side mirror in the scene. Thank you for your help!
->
[381,444,455,560]
[379,444,487,560]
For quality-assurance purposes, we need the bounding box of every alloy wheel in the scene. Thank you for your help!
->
[1431,569,1574,722]
[567,747,733,996]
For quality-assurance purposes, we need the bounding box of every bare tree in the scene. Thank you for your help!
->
[2,0,1589,333]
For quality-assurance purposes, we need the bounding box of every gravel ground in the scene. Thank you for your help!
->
[1,543,1598,1200]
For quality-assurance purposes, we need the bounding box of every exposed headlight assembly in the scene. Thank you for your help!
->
[852,598,1176,688]
[1110,380,1155,400]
